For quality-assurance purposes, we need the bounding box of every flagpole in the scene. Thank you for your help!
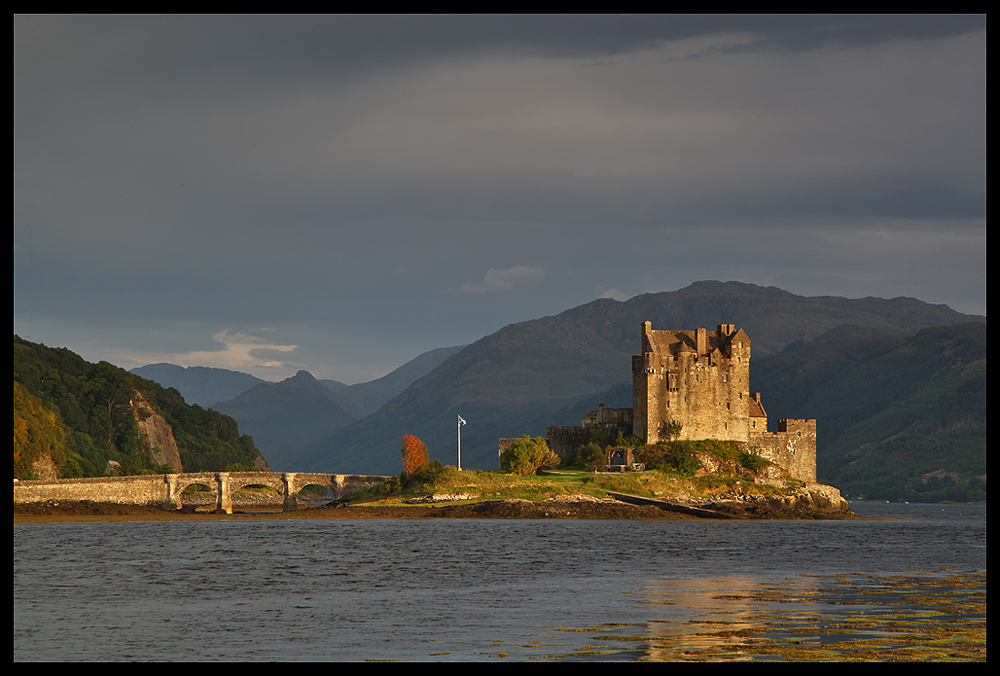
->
[457,415,466,470]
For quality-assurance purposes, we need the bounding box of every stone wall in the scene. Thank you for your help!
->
[544,426,591,463]
[13,474,171,506]
[748,419,817,483]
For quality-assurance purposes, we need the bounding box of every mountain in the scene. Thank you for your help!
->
[131,346,465,422]
[129,363,268,407]
[14,336,265,479]
[280,281,983,476]
[751,322,985,502]
[210,370,357,465]
[195,345,467,467]
[318,345,466,419]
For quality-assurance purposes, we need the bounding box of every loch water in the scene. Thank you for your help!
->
[14,502,986,661]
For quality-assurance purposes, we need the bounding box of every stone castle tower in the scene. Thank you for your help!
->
[632,322,751,443]
[632,321,817,482]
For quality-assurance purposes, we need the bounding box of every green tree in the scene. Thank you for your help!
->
[571,441,605,471]
[500,435,560,476]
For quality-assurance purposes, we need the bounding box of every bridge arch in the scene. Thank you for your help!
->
[14,472,390,514]
[163,472,388,513]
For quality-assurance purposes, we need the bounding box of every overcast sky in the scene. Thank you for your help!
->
[14,15,986,384]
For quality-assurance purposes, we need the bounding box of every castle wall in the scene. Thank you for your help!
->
[748,419,817,483]
[582,404,633,429]
[545,401,634,463]
[545,426,590,463]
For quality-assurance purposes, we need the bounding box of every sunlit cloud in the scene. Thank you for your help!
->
[107,330,300,377]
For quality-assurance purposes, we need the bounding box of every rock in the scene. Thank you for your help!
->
[703,483,855,519]
[405,493,480,504]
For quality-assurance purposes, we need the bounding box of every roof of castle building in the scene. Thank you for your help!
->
[644,328,746,356]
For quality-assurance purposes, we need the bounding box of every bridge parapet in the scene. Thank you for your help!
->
[16,472,390,514]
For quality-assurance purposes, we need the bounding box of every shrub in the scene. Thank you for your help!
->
[572,441,606,471]
[635,441,701,476]
[500,435,560,476]
[405,458,446,486]
[738,449,770,473]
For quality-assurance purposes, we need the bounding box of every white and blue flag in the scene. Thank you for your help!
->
[458,415,466,426]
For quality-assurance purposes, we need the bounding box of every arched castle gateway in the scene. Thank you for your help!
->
[546,321,817,483]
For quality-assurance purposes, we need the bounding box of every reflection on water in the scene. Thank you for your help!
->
[578,572,988,661]
[640,576,809,660]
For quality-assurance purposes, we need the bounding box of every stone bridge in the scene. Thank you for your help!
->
[13,471,390,514]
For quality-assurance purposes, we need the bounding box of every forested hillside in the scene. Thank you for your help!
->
[13,336,265,479]
[751,323,986,502]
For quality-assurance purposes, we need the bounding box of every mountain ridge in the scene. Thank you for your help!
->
[278,281,983,477]
[210,370,356,459]
[129,363,268,407]
[133,345,467,467]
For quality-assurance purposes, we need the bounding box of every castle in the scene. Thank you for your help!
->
[546,321,817,483]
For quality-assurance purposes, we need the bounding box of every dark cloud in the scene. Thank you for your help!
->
[14,15,985,381]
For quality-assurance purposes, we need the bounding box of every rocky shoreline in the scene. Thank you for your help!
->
[14,485,857,522]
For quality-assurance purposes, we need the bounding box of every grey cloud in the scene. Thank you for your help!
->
[461,265,547,294]
[14,15,985,381]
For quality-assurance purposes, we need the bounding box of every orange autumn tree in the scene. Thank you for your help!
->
[401,434,429,474]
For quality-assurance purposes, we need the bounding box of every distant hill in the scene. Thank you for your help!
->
[14,336,265,479]
[180,345,468,468]
[318,345,466,419]
[280,281,983,477]
[132,346,465,419]
[129,363,268,407]
[751,322,985,502]
[211,370,357,466]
